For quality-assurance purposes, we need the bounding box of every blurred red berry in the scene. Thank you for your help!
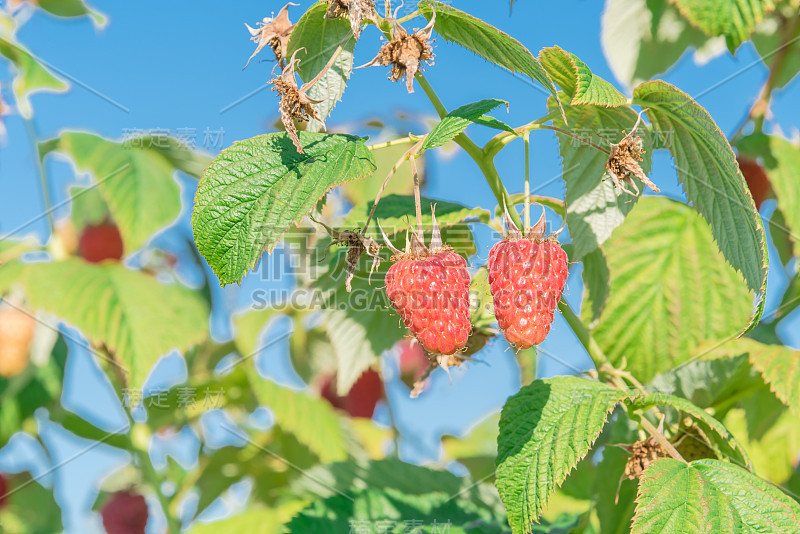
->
[397,339,429,388]
[0,473,8,509]
[79,222,124,263]
[100,491,148,534]
[320,368,383,418]
[737,155,770,210]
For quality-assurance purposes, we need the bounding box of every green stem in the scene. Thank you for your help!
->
[414,72,523,229]
[557,299,611,369]
[523,132,531,233]
[367,135,419,151]
[24,117,55,235]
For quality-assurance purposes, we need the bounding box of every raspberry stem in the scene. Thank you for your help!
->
[410,154,423,235]
[415,71,523,229]
[523,131,530,234]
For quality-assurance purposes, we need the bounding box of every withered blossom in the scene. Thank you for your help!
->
[311,216,382,293]
[244,2,297,68]
[358,10,436,93]
[270,51,325,153]
[605,110,660,196]
[324,0,377,38]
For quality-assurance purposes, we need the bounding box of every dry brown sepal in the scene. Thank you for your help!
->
[244,2,298,69]
[358,8,435,93]
[325,0,378,38]
[270,50,325,153]
[605,110,660,196]
[622,437,668,479]
[310,216,382,293]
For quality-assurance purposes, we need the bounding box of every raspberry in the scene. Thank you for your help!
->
[487,208,568,349]
[0,473,8,509]
[0,306,36,378]
[320,368,383,418]
[737,155,770,210]
[79,221,124,263]
[381,207,471,356]
[100,491,148,534]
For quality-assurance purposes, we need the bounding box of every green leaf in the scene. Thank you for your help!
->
[548,100,652,259]
[632,458,800,533]
[723,407,800,485]
[421,99,511,152]
[495,376,627,531]
[248,371,348,463]
[0,473,63,534]
[188,502,305,534]
[193,132,375,285]
[715,338,800,417]
[288,487,508,534]
[291,458,464,499]
[601,0,717,90]
[593,445,638,534]
[418,0,565,122]
[737,134,800,257]
[0,37,68,118]
[647,351,763,416]
[286,3,356,131]
[142,136,212,179]
[581,247,610,324]
[68,185,110,231]
[35,0,106,26]
[345,194,490,237]
[587,198,753,380]
[11,259,209,390]
[630,392,752,470]
[633,81,768,333]
[341,143,417,206]
[538,47,626,107]
[671,0,775,50]
[47,132,184,253]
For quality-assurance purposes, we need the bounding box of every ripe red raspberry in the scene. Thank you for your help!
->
[381,208,471,355]
[79,221,124,263]
[488,208,568,349]
[100,491,148,534]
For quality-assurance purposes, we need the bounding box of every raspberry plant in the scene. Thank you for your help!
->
[2,0,800,533]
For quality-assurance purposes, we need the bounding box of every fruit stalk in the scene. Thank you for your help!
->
[523,131,531,234]
[410,154,423,235]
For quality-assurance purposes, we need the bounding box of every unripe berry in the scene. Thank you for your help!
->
[0,307,36,378]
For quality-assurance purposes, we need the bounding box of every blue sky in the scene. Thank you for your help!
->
[1,1,799,532]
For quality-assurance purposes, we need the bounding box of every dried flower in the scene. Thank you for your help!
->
[270,51,325,153]
[244,2,298,68]
[358,9,435,93]
[311,216,382,293]
[605,110,660,196]
[623,437,667,479]
[325,0,377,38]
